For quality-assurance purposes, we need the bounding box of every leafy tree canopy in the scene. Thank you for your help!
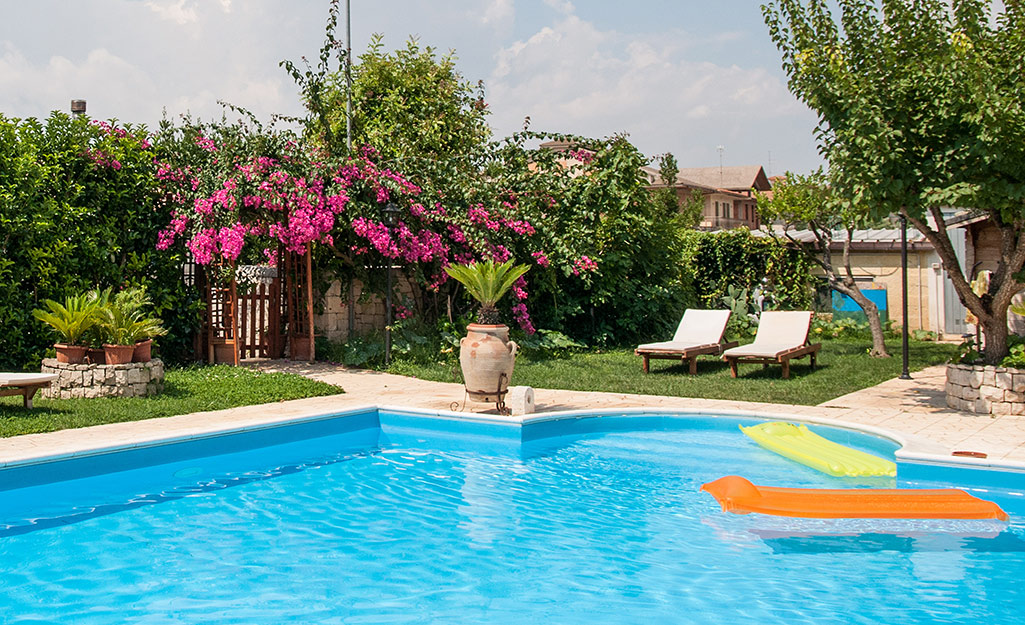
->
[763,0,1025,362]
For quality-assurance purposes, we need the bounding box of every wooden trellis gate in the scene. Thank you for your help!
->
[200,246,316,363]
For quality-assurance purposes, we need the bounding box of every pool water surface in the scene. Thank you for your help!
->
[0,411,1022,624]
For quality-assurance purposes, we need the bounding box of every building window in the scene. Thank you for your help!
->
[715,202,719,217]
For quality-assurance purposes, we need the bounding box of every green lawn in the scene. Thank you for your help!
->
[389,339,959,406]
[0,365,343,438]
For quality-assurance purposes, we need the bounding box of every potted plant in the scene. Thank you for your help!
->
[129,315,166,363]
[32,294,100,364]
[83,288,114,364]
[444,259,529,409]
[97,288,151,365]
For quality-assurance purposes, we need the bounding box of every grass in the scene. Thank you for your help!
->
[389,339,959,406]
[0,365,343,438]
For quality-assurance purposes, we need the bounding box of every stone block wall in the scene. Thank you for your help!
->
[315,277,418,342]
[946,363,1025,415]
[40,359,165,399]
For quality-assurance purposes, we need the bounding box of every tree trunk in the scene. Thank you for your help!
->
[981,310,1010,365]
[781,223,890,357]
[907,207,1025,364]
[840,287,890,358]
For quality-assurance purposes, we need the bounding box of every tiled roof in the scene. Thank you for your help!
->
[640,165,711,190]
[676,165,770,191]
[754,226,931,248]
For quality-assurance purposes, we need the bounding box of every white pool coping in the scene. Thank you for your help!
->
[2,402,1023,477]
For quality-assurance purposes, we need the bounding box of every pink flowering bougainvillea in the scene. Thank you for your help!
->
[155,124,673,339]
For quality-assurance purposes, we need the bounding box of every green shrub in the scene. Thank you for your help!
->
[0,113,200,370]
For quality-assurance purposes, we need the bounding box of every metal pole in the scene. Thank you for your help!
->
[900,213,911,380]
[345,0,352,155]
[385,262,392,366]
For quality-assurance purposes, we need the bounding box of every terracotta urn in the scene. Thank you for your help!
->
[55,343,88,364]
[103,344,135,365]
[87,347,106,365]
[459,324,518,403]
[132,339,152,363]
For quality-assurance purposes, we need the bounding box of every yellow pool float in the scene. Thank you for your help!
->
[740,422,897,477]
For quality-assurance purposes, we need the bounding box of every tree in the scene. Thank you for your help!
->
[757,171,889,357]
[763,0,1025,364]
[653,152,680,218]
[652,153,703,226]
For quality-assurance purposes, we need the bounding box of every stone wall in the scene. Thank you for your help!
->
[315,277,418,342]
[946,363,1025,415]
[40,359,165,399]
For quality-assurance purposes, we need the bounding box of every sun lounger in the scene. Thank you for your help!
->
[635,309,737,374]
[0,373,57,409]
[722,311,820,379]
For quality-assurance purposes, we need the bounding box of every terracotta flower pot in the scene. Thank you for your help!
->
[459,324,518,403]
[133,339,152,363]
[55,343,88,364]
[86,348,106,365]
[103,344,135,365]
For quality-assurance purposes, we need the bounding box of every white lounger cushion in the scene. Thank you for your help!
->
[0,373,57,387]
[637,309,731,351]
[722,311,813,358]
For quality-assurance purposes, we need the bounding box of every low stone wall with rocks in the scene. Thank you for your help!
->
[40,359,165,399]
[946,363,1025,415]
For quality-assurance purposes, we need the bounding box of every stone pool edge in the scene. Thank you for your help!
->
[2,402,1024,477]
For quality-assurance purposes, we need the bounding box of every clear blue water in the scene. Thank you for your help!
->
[1,412,1023,624]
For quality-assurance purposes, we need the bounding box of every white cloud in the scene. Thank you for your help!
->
[145,0,198,25]
[486,12,807,167]
[543,0,574,15]
[0,44,159,121]
[144,0,232,25]
[482,0,514,26]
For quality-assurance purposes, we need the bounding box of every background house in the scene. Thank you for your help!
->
[641,164,768,230]
[758,226,969,337]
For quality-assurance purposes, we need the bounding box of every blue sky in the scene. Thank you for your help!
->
[0,0,823,174]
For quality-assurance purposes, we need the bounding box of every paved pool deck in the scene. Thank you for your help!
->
[2,362,1024,471]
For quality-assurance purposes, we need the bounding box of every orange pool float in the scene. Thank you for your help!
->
[701,475,1010,521]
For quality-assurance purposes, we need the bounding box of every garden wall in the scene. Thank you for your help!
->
[946,363,1025,415]
[315,278,418,342]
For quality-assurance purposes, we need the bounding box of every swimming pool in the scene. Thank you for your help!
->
[1,408,1023,624]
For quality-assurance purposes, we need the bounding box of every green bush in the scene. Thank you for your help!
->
[0,112,201,370]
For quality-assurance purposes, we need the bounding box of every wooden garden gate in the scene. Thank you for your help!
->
[200,245,315,363]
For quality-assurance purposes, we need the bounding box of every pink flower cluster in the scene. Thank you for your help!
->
[395,305,413,320]
[511,277,534,334]
[90,120,128,138]
[571,255,598,276]
[195,135,217,152]
[568,149,595,164]
[352,218,399,258]
[504,219,535,236]
[86,149,122,170]
[531,251,550,267]
[468,205,501,231]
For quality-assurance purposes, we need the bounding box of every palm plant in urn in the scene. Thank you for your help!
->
[444,259,529,410]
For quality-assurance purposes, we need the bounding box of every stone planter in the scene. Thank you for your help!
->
[459,324,518,404]
[40,358,165,399]
[946,363,1025,415]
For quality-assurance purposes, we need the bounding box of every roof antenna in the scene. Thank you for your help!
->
[717,145,725,186]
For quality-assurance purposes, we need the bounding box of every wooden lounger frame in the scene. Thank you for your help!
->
[724,342,821,379]
[635,341,739,374]
[0,380,53,409]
